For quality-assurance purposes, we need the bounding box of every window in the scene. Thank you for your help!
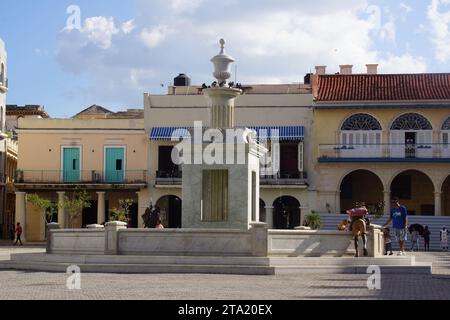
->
[202,170,228,222]
[391,113,432,130]
[442,117,450,130]
[116,159,123,171]
[158,146,179,177]
[341,113,382,131]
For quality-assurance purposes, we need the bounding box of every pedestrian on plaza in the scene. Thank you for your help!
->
[423,226,431,252]
[155,219,165,230]
[14,222,23,246]
[383,228,394,256]
[410,227,420,252]
[441,226,449,252]
[383,197,409,256]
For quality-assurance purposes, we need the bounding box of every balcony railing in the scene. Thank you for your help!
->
[318,143,450,161]
[155,170,182,185]
[260,172,308,185]
[15,170,148,184]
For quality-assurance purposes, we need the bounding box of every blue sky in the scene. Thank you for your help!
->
[0,0,449,118]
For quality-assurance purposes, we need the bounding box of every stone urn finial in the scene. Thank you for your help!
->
[211,38,235,83]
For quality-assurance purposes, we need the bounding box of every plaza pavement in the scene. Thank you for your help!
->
[0,245,449,300]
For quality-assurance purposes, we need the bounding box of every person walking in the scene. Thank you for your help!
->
[383,197,409,256]
[441,226,449,252]
[423,226,431,252]
[383,228,394,256]
[410,227,420,252]
[14,222,23,246]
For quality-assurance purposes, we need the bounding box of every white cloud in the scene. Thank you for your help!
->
[140,25,172,48]
[82,17,119,49]
[168,0,205,13]
[378,54,427,73]
[400,3,413,14]
[121,19,136,34]
[428,0,450,63]
[55,0,428,109]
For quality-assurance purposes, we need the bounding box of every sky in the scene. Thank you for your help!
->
[0,0,450,118]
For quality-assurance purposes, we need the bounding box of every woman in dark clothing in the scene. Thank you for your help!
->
[423,226,431,251]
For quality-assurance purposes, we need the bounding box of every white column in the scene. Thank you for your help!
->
[136,191,144,228]
[97,192,106,224]
[384,191,391,215]
[57,192,66,229]
[265,206,274,229]
[435,192,442,216]
[15,192,26,242]
[335,191,341,214]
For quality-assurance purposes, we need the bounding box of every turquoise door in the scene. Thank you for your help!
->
[105,148,125,183]
[63,148,80,183]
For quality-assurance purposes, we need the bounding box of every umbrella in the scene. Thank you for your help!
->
[409,224,425,236]
[346,207,368,217]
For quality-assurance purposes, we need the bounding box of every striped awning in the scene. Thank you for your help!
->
[150,126,304,141]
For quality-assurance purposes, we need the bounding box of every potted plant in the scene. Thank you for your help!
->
[303,211,322,230]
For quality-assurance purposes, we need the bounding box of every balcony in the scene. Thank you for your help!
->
[0,77,8,93]
[155,170,182,186]
[318,144,450,162]
[15,170,148,189]
[260,172,308,186]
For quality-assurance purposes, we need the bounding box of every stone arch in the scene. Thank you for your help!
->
[390,169,435,216]
[155,195,182,228]
[272,196,301,229]
[339,170,384,214]
[441,175,450,216]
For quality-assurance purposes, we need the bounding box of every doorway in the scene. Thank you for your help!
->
[405,132,416,158]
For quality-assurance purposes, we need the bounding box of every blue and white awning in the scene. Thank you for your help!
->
[150,126,304,141]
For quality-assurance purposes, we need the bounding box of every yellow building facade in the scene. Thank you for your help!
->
[312,70,450,217]
[15,115,148,241]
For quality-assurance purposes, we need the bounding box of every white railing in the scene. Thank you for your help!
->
[319,144,449,160]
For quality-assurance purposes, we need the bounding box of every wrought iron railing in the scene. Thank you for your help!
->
[15,170,148,184]
[155,170,182,185]
[260,171,308,185]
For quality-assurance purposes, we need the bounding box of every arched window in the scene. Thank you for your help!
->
[391,113,432,130]
[341,113,382,131]
[340,114,382,158]
[390,113,433,159]
[442,117,450,131]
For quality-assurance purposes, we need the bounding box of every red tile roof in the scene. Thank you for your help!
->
[315,73,450,102]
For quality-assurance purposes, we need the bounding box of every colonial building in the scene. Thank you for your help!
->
[0,39,9,238]
[14,108,148,241]
[312,65,450,217]
[6,104,50,138]
[140,77,314,230]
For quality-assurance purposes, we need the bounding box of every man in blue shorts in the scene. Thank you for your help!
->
[383,197,409,256]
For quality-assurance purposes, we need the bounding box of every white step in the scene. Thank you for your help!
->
[10,254,271,266]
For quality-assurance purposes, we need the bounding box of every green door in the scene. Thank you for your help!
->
[105,148,125,183]
[63,148,80,183]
